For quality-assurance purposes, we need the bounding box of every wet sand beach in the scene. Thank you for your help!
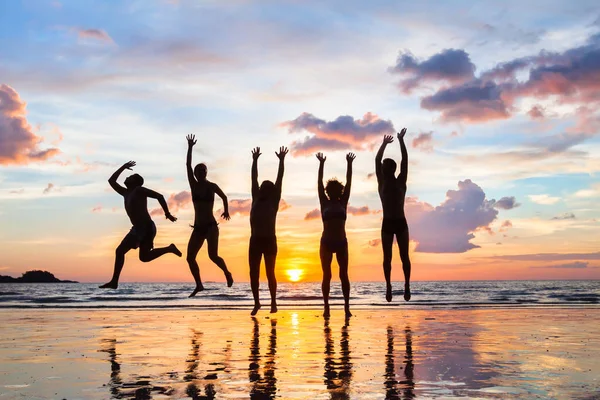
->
[0,308,598,399]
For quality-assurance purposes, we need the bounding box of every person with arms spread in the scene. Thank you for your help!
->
[185,134,234,297]
[249,146,288,316]
[100,161,181,289]
[316,152,355,318]
[375,128,412,302]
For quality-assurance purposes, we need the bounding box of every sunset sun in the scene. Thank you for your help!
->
[285,268,304,282]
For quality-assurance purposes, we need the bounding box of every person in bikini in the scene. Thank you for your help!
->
[375,128,411,302]
[316,152,355,318]
[185,134,234,297]
[100,161,181,289]
[249,146,288,316]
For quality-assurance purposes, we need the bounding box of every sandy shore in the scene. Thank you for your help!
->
[0,308,598,399]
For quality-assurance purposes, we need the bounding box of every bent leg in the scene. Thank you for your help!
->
[207,227,233,287]
[336,244,351,317]
[397,229,412,301]
[381,231,394,302]
[320,243,333,318]
[100,233,136,289]
[249,242,262,316]
[187,230,206,297]
[264,253,278,313]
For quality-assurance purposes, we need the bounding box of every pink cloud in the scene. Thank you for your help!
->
[304,208,320,220]
[280,112,395,155]
[76,28,113,43]
[0,85,60,165]
[527,105,545,120]
[150,191,191,216]
[412,131,434,152]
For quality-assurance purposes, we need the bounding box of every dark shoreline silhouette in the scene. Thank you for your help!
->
[0,270,78,283]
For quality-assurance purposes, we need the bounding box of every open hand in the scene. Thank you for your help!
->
[397,128,407,140]
[316,152,326,163]
[251,147,261,160]
[122,161,136,170]
[186,134,197,147]
[276,146,289,160]
[383,135,394,144]
[346,152,356,163]
[221,211,231,221]
[166,213,177,222]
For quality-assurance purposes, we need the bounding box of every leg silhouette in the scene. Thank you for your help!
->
[336,246,351,318]
[265,254,278,313]
[381,231,394,302]
[206,227,233,287]
[320,245,333,318]
[398,230,411,301]
[187,230,207,297]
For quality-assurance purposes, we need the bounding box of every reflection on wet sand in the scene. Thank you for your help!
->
[324,318,353,399]
[249,317,278,399]
[384,325,415,399]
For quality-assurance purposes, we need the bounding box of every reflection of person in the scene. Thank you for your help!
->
[316,152,355,318]
[375,129,412,302]
[100,161,181,289]
[184,329,220,399]
[323,318,353,398]
[185,134,234,297]
[249,146,288,316]
[99,338,122,398]
[385,325,415,399]
[249,317,278,398]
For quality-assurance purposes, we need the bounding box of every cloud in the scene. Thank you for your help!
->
[492,196,520,210]
[531,261,589,269]
[280,112,394,155]
[150,191,191,216]
[528,194,560,205]
[76,28,113,43]
[0,85,60,165]
[348,205,378,216]
[551,212,575,220]
[304,208,320,220]
[411,131,434,152]
[389,49,475,94]
[43,183,57,194]
[366,172,375,180]
[216,198,290,217]
[368,239,381,247]
[405,179,506,253]
[396,33,600,125]
[499,220,512,232]
[91,205,102,213]
[527,105,545,120]
[486,252,600,261]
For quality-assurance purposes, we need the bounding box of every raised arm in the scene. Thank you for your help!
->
[342,152,356,203]
[140,187,177,222]
[108,161,135,196]
[214,184,230,220]
[397,128,408,185]
[186,134,197,188]
[316,152,326,203]
[274,146,288,195]
[375,135,394,180]
[251,147,261,199]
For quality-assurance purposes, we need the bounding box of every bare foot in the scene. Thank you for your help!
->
[323,305,330,318]
[386,283,392,302]
[270,303,278,314]
[404,283,411,301]
[251,304,261,316]
[169,244,182,257]
[99,282,118,289]
[225,271,234,287]
[189,284,204,297]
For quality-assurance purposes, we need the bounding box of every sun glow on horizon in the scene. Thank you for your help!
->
[285,268,304,282]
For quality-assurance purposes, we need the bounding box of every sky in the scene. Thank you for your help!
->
[1,0,600,283]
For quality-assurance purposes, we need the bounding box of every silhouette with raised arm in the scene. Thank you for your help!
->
[375,129,412,302]
[316,152,355,318]
[185,134,234,297]
[248,146,288,316]
[99,161,181,289]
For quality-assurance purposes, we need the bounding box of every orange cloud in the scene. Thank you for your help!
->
[76,28,113,43]
[0,85,60,165]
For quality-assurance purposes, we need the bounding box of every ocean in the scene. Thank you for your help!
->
[1,280,599,309]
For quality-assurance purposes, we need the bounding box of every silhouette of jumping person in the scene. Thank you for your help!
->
[249,146,288,316]
[99,161,181,289]
[185,134,234,297]
[375,129,412,302]
[316,152,355,318]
